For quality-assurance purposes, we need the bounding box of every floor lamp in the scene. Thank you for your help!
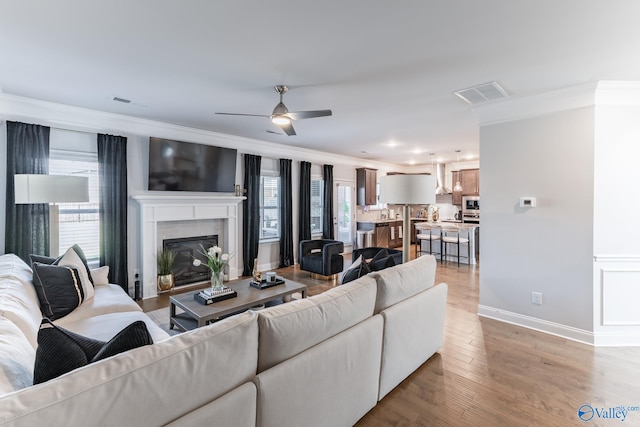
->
[379,174,436,264]
[14,174,90,257]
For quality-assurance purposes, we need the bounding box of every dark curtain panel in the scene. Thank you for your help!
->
[322,164,334,239]
[97,134,128,293]
[5,121,50,262]
[278,159,294,267]
[298,161,311,242]
[243,154,262,276]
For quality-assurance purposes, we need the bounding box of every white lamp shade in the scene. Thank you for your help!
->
[379,174,436,205]
[14,174,89,204]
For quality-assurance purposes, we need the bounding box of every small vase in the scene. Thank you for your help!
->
[157,273,174,292]
[211,271,224,292]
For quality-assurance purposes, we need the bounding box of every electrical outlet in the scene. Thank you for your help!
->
[532,292,543,305]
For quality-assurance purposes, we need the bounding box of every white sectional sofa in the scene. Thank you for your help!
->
[0,253,447,426]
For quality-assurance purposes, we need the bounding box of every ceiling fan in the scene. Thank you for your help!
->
[215,85,332,136]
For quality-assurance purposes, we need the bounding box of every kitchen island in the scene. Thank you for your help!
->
[414,221,480,265]
[356,219,479,265]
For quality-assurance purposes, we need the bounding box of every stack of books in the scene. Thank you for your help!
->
[194,286,237,305]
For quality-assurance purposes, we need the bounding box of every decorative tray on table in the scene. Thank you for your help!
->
[250,277,285,290]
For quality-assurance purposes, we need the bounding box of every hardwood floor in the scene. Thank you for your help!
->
[140,247,640,426]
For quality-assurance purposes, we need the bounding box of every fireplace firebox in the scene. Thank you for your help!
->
[163,235,218,286]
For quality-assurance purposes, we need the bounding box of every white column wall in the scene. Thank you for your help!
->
[478,107,595,341]
[592,84,640,345]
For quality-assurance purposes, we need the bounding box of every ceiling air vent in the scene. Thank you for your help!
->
[454,81,508,105]
[113,96,131,104]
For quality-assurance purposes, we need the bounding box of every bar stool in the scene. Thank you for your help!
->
[441,226,470,266]
[415,223,441,258]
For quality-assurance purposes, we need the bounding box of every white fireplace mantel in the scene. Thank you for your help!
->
[131,193,245,299]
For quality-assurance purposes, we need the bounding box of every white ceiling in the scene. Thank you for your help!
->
[1,0,640,165]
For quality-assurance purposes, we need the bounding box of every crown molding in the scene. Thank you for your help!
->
[0,92,398,170]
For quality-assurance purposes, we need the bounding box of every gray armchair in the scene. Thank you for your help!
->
[299,239,344,278]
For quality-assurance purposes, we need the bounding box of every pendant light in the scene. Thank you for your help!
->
[453,150,463,192]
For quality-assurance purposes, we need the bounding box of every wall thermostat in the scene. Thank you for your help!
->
[519,197,536,208]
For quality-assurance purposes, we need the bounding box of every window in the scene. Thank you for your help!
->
[260,175,280,240]
[49,151,100,262]
[310,179,323,234]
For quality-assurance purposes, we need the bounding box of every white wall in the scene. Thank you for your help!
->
[591,83,640,345]
[479,107,595,335]
[0,94,401,291]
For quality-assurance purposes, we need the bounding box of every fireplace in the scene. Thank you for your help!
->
[164,235,218,286]
[132,193,244,299]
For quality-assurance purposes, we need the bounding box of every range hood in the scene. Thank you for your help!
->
[435,163,450,195]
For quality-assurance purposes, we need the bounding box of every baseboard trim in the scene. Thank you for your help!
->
[477,305,595,346]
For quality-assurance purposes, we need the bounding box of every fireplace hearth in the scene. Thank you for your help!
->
[164,235,218,286]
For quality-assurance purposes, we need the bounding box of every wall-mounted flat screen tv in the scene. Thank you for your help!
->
[148,137,237,192]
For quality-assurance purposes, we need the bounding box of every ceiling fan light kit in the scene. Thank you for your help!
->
[215,85,332,136]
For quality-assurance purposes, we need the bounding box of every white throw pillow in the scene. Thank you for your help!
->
[57,247,94,300]
[90,266,110,286]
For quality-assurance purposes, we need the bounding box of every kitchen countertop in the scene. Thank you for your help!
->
[357,218,469,225]
[414,220,479,228]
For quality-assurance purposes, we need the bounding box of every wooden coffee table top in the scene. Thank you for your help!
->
[169,277,307,330]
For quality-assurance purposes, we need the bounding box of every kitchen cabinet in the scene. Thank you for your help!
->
[356,168,377,206]
[452,169,479,205]
[461,169,479,195]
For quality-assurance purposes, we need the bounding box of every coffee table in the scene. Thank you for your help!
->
[169,277,307,331]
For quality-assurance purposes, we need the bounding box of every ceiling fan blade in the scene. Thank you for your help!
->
[215,112,269,118]
[287,110,332,120]
[280,122,296,136]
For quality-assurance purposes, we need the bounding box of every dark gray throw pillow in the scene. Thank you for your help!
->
[31,262,86,320]
[34,319,153,384]
[370,248,389,263]
[368,255,396,272]
[29,254,57,268]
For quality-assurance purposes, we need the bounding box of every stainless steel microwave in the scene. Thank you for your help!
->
[462,196,479,211]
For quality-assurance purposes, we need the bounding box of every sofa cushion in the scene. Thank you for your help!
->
[0,311,259,426]
[53,284,142,327]
[257,275,377,372]
[0,316,35,394]
[0,254,43,348]
[378,283,447,399]
[54,311,170,343]
[254,315,383,427]
[31,262,86,321]
[370,254,437,313]
[341,255,370,284]
[34,319,153,384]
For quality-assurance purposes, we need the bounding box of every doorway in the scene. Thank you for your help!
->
[334,181,355,253]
